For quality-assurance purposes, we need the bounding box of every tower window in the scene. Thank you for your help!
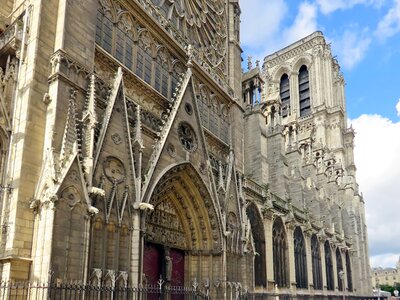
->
[280,74,290,118]
[299,65,311,117]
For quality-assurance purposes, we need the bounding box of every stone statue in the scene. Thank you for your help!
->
[165,254,172,281]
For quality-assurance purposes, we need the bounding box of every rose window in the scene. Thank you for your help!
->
[152,0,227,67]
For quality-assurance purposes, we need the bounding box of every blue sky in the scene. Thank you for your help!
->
[240,0,400,268]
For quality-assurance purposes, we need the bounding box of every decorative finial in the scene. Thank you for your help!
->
[255,60,260,68]
[247,56,253,70]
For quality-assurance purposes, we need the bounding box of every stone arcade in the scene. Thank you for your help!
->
[0,0,370,298]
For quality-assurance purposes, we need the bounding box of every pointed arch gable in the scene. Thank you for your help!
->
[292,54,313,72]
[145,162,223,252]
[272,65,292,82]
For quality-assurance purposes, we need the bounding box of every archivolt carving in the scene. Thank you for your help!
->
[147,197,187,249]
[147,163,222,251]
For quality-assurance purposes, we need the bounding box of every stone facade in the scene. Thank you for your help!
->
[0,0,370,298]
[372,258,400,288]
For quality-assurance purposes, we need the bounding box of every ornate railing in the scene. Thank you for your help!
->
[0,280,383,300]
[0,16,23,53]
[0,281,209,299]
[242,177,267,198]
[240,293,385,300]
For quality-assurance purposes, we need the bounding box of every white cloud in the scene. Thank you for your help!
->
[375,0,400,39]
[283,2,318,46]
[350,111,400,268]
[397,98,400,116]
[371,253,400,268]
[240,0,287,47]
[332,29,371,70]
[316,0,385,14]
[240,1,318,64]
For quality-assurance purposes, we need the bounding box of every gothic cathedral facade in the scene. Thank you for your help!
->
[0,0,370,298]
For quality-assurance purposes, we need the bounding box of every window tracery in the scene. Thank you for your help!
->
[325,241,334,290]
[294,227,308,289]
[155,48,170,97]
[95,2,183,100]
[346,250,353,292]
[194,81,231,144]
[178,122,197,152]
[150,0,227,70]
[273,218,288,287]
[247,204,266,287]
[311,234,323,290]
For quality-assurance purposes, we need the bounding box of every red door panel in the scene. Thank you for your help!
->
[170,248,185,300]
[143,243,162,284]
[170,248,184,286]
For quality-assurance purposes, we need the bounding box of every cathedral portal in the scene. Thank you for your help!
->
[143,163,223,290]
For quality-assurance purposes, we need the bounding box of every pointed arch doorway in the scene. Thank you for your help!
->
[143,163,222,290]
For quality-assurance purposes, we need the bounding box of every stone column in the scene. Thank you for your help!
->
[264,217,274,289]
[286,225,296,292]
[320,239,327,292]
[305,234,313,292]
[290,72,299,117]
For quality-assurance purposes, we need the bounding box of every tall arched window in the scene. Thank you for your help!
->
[346,250,353,292]
[95,9,114,54]
[294,227,308,289]
[115,23,134,70]
[336,248,344,291]
[311,234,323,290]
[136,35,153,85]
[298,65,311,117]
[279,74,290,118]
[155,49,170,98]
[325,241,334,290]
[247,204,266,287]
[273,218,288,287]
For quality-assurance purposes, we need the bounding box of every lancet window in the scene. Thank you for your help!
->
[336,248,344,291]
[346,250,353,291]
[135,32,154,85]
[311,234,323,290]
[273,218,288,287]
[280,73,290,118]
[155,48,170,97]
[247,204,266,287]
[325,241,334,291]
[195,83,231,144]
[298,65,311,117]
[95,4,183,100]
[95,10,113,53]
[294,227,308,289]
